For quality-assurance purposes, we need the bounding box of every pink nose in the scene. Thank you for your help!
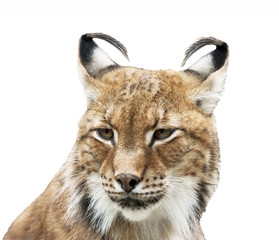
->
[115,174,140,192]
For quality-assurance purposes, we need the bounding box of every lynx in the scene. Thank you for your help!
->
[4,33,229,240]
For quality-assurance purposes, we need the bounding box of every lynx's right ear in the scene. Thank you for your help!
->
[78,33,129,105]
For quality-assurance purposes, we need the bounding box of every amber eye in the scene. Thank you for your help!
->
[153,129,173,140]
[96,129,114,140]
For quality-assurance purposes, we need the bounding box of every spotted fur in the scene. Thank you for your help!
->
[4,33,229,240]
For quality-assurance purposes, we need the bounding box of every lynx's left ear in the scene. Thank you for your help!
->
[78,33,129,105]
[182,37,229,114]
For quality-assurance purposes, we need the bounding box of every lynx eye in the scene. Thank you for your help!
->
[96,129,114,140]
[153,129,173,140]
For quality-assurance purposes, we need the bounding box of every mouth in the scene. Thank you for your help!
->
[116,196,163,210]
[118,197,147,209]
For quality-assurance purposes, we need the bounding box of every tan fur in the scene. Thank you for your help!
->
[4,35,228,240]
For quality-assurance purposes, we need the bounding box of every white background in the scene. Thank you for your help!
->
[1,1,279,239]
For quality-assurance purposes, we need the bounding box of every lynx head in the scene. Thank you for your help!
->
[65,33,228,237]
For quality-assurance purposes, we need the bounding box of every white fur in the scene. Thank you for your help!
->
[58,153,86,224]
[90,47,115,75]
[145,130,154,145]
[113,129,118,144]
[157,175,199,238]
[192,62,228,114]
[61,160,119,234]
[121,208,154,222]
[77,65,99,106]
[87,174,119,234]
[189,54,215,77]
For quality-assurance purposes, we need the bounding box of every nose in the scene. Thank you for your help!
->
[115,174,140,192]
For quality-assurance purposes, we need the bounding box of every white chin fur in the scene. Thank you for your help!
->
[121,208,153,222]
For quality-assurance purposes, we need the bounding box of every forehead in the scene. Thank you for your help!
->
[97,67,199,101]
[88,67,200,125]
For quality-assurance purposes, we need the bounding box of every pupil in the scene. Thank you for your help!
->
[160,129,164,134]
[105,129,109,134]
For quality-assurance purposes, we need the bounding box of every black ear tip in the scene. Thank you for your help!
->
[217,41,229,54]
[212,41,229,70]
[79,34,98,67]
[80,34,92,42]
[220,40,228,48]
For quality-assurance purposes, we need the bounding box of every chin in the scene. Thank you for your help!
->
[120,206,154,222]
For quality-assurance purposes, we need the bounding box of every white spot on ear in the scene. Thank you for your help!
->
[189,54,215,78]
[89,47,115,74]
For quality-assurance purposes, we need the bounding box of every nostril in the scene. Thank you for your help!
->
[116,179,123,187]
[129,179,137,188]
[115,174,140,192]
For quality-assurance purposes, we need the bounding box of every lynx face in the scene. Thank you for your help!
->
[77,68,217,223]
[61,33,229,239]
